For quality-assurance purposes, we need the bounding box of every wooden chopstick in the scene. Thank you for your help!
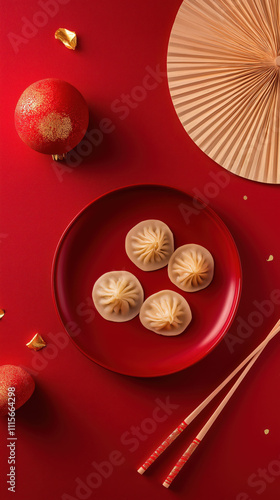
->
[138,319,280,479]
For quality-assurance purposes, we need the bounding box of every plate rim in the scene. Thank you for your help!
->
[51,183,242,377]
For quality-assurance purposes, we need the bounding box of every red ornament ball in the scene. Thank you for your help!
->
[14,78,89,156]
[0,365,35,417]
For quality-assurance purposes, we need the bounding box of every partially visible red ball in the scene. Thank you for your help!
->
[14,78,89,156]
[0,365,35,416]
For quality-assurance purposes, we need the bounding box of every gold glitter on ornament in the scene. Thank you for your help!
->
[26,333,47,351]
[267,255,274,262]
[38,112,72,141]
[55,28,77,50]
[264,429,270,435]
[18,90,44,113]
[0,309,5,319]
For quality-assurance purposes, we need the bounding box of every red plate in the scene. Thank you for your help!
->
[52,185,242,377]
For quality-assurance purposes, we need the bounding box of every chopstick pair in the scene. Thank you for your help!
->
[138,319,280,488]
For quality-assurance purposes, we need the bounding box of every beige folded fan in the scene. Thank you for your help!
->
[167,0,280,183]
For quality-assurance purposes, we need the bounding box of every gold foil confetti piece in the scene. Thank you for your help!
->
[39,112,72,141]
[243,195,248,200]
[267,255,274,262]
[0,309,5,319]
[264,429,270,435]
[26,333,47,351]
[55,28,77,50]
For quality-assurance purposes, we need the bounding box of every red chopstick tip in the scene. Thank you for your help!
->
[137,467,145,475]
[162,480,170,488]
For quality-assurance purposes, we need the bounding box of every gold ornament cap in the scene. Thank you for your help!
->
[55,28,77,50]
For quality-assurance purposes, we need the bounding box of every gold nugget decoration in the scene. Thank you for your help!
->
[55,28,77,50]
[0,309,5,319]
[26,333,47,351]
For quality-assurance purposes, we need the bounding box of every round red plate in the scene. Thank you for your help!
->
[52,185,242,377]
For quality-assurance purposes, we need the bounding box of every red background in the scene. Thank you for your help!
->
[1,1,280,499]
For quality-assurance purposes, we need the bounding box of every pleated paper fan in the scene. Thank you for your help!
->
[167,0,280,184]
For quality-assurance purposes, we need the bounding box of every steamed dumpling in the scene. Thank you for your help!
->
[139,290,192,336]
[168,244,214,292]
[92,271,144,322]
[125,220,174,271]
